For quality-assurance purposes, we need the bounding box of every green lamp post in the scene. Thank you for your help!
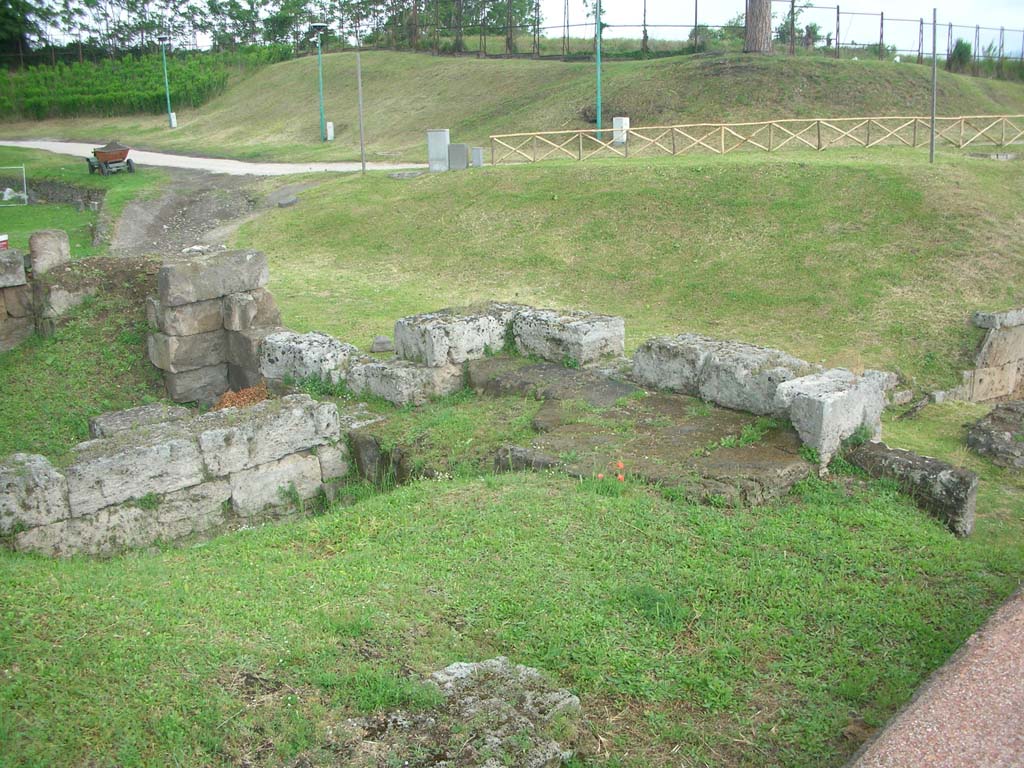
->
[311,22,329,142]
[157,34,174,129]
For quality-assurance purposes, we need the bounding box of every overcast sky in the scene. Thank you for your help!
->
[539,1,1024,54]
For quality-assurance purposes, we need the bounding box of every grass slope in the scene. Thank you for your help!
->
[2,53,1024,161]
[237,150,1023,392]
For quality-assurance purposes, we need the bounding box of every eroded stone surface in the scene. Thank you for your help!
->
[157,250,269,306]
[348,359,464,406]
[394,303,521,367]
[973,307,1024,330]
[226,326,282,371]
[148,330,227,373]
[164,364,229,405]
[148,296,223,336]
[967,402,1024,469]
[3,285,32,317]
[223,288,281,332]
[229,453,323,516]
[0,453,70,534]
[88,403,192,439]
[28,229,71,276]
[259,331,358,385]
[513,308,625,365]
[0,250,26,288]
[467,357,641,407]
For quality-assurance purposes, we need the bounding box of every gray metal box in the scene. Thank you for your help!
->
[471,147,485,168]
[427,129,451,172]
[448,143,470,171]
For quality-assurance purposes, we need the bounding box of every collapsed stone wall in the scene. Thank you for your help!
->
[942,307,1024,403]
[0,177,105,209]
[1,396,352,557]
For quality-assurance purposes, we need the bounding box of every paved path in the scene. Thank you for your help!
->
[0,140,424,176]
[849,587,1024,768]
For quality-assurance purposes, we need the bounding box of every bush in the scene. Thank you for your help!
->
[947,39,972,73]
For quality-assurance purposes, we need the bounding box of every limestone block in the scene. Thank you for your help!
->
[0,453,70,534]
[632,334,731,394]
[164,364,229,405]
[371,335,394,353]
[774,369,885,466]
[28,229,71,276]
[259,331,358,384]
[228,363,263,391]
[0,250,26,288]
[394,304,522,367]
[975,326,1024,369]
[66,423,205,516]
[973,307,1024,330]
[862,369,899,393]
[0,316,33,352]
[348,359,464,406]
[227,327,283,371]
[963,362,1019,403]
[157,250,269,307]
[223,289,281,331]
[698,342,816,416]
[88,403,192,439]
[195,394,340,476]
[846,441,978,537]
[33,282,96,319]
[149,297,223,336]
[967,402,1024,469]
[148,330,227,373]
[229,453,323,516]
[318,443,350,482]
[3,285,32,317]
[513,308,625,365]
[151,480,232,539]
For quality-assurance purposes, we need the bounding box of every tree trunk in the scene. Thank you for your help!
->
[744,0,773,53]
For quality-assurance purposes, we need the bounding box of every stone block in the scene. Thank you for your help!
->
[513,308,625,365]
[223,288,281,331]
[963,362,1019,403]
[229,453,324,516]
[975,326,1024,369]
[66,423,205,517]
[227,327,283,371]
[699,341,816,416]
[164,364,229,405]
[194,394,340,476]
[228,363,264,391]
[846,441,978,537]
[259,331,357,384]
[0,316,33,352]
[148,330,227,373]
[348,359,464,406]
[33,282,96,319]
[973,307,1024,330]
[0,250,26,288]
[774,369,885,466]
[394,304,521,367]
[150,297,223,336]
[28,229,71,276]
[3,285,32,317]
[967,402,1024,469]
[88,403,192,439]
[157,250,269,307]
[318,443,350,482]
[151,480,232,539]
[632,334,731,394]
[371,335,394,353]
[862,369,899,392]
[0,453,70,534]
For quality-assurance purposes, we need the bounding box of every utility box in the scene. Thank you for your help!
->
[613,116,630,147]
[169,112,178,129]
[326,121,335,141]
[448,143,470,171]
[471,147,485,168]
[427,129,451,172]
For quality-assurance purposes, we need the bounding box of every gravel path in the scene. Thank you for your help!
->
[849,587,1024,767]
[0,139,424,176]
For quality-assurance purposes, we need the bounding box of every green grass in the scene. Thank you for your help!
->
[238,150,1022,392]
[2,52,1023,162]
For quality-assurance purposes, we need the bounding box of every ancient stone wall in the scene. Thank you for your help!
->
[952,308,1024,402]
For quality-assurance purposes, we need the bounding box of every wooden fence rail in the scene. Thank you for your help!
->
[489,115,1024,165]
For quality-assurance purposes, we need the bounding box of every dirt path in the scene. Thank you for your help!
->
[0,139,424,175]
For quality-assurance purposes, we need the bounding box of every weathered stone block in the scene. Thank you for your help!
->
[966,402,1024,469]
[227,327,282,371]
[699,341,816,416]
[3,285,32,317]
[66,423,205,517]
[348,359,464,406]
[862,369,899,393]
[513,308,625,365]
[0,316,33,352]
[229,453,323,516]
[973,307,1024,330]
[32,282,96,319]
[632,334,731,394]
[157,250,269,307]
[259,331,357,384]
[195,394,340,476]
[318,443,350,483]
[151,480,232,539]
[223,289,281,331]
[164,364,229,405]
[846,441,978,537]
[394,304,521,367]
[149,297,223,336]
[774,369,885,466]
[0,453,70,534]
[975,326,1024,369]
[963,362,1019,403]
[0,250,26,288]
[88,403,192,439]
[28,229,71,276]
[148,330,227,373]
[227,363,263,391]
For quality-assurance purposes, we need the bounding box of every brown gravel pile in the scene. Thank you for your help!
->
[212,382,269,411]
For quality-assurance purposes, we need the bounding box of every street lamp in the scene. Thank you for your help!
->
[595,0,603,139]
[157,34,174,129]
[354,21,367,174]
[311,22,328,142]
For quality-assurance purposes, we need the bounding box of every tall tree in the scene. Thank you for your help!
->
[744,0,772,53]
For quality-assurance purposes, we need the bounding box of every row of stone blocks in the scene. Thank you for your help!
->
[146,250,283,404]
[0,396,355,556]
[0,230,74,352]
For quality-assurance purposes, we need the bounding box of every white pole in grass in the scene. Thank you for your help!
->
[930,8,937,164]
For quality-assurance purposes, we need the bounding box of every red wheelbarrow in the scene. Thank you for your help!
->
[87,141,135,176]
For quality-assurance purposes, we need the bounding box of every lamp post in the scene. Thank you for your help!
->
[355,24,367,174]
[595,0,602,139]
[157,34,174,129]
[312,22,329,142]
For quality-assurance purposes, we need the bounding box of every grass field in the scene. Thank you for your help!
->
[2,52,1023,162]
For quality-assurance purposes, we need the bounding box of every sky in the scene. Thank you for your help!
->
[538,1,1024,55]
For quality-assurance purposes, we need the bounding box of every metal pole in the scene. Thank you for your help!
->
[596,0,602,139]
[316,30,326,142]
[789,0,795,56]
[836,6,840,59]
[879,12,884,59]
[356,39,366,174]
[930,8,937,164]
[159,39,173,128]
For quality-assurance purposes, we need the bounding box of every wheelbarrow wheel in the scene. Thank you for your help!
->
[87,158,96,175]
[126,159,135,173]
[99,163,110,177]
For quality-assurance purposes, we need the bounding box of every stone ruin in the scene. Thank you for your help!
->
[967,402,1024,469]
[938,306,1024,403]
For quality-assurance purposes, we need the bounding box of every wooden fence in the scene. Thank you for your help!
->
[489,115,1024,165]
